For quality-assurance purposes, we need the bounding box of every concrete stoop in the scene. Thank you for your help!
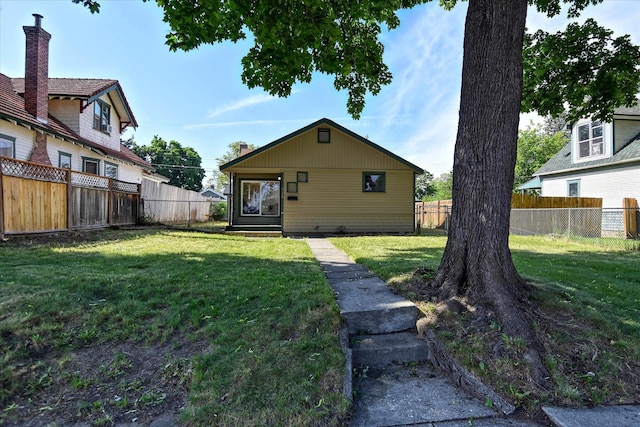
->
[351,332,430,369]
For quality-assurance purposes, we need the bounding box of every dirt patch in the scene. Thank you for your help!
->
[2,337,211,426]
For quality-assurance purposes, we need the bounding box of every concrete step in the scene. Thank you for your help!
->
[351,332,430,369]
[330,277,418,335]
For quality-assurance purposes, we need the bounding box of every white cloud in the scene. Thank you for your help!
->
[205,93,277,119]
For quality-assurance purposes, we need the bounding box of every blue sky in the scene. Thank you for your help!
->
[1,1,639,185]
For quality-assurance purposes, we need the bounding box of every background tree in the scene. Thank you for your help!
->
[414,171,435,201]
[515,122,568,189]
[135,136,205,191]
[214,141,258,190]
[77,0,640,389]
[424,172,453,201]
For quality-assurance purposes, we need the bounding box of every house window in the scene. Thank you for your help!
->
[83,158,100,175]
[59,152,72,169]
[93,99,111,133]
[0,133,16,158]
[287,182,298,193]
[105,162,118,179]
[318,128,330,143]
[567,180,580,197]
[241,180,280,216]
[577,121,603,158]
[363,172,385,192]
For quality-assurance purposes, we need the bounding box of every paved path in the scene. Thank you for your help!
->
[306,237,640,427]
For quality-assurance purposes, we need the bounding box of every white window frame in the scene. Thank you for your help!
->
[240,180,280,217]
[576,120,604,159]
[567,180,580,197]
[0,133,16,158]
[105,161,118,179]
[93,99,111,133]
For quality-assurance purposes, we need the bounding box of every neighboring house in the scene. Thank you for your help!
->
[532,105,640,208]
[0,14,152,182]
[200,187,227,202]
[220,118,423,235]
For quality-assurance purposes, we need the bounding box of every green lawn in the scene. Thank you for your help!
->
[330,234,640,409]
[0,230,349,426]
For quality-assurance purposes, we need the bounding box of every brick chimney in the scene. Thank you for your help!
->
[24,14,50,123]
[24,14,52,165]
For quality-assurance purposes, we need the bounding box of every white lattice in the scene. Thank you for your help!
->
[1,157,67,182]
[71,171,109,189]
[112,180,139,193]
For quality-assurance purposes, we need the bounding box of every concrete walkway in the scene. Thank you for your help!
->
[306,237,640,427]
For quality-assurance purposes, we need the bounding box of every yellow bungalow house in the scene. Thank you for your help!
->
[220,118,423,235]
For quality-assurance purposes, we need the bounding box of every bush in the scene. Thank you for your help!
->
[210,202,227,221]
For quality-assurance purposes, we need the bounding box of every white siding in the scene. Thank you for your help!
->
[541,165,640,208]
[49,99,80,132]
[0,121,34,161]
[614,120,640,152]
[77,95,122,151]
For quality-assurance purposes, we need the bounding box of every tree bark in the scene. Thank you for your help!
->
[432,0,550,390]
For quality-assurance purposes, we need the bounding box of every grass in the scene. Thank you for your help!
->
[0,230,349,426]
[330,233,640,413]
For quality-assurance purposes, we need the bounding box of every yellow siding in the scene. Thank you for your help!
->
[228,126,411,172]
[226,123,418,234]
[281,169,415,234]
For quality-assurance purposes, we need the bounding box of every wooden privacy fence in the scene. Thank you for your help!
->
[417,194,639,239]
[141,178,211,225]
[414,200,452,229]
[0,156,140,238]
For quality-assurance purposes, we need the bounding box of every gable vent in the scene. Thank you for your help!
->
[318,128,330,143]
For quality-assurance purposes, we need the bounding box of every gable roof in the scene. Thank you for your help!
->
[11,77,138,129]
[0,73,151,170]
[535,132,640,176]
[220,118,424,174]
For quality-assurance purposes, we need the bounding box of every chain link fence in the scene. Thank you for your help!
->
[510,208,639,239]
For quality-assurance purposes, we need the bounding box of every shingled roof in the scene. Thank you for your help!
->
[11,77,138,128]
[535,127,640,176]
[0,73,150,169]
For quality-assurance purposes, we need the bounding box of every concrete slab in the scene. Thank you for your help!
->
[331,277,417,334]
[351,332,430,368]
[542,405,640,427]
[350,365,497,427]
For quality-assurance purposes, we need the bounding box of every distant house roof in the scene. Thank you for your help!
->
[517,176,542,190]
[201,188,227,200]
[220,118,424,174]
[11,77,138,129]
[0,73,151,170]
[535,106,640,177]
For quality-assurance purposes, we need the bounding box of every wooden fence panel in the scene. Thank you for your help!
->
[511,193,602,208]
[111,192,139,225]
[72,187,109,228]
[623,198,638,239]
[2,171,68,233]
[141,179,211,224]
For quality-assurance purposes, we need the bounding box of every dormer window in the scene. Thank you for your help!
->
[577,120,603,158]
[93,99,111,133]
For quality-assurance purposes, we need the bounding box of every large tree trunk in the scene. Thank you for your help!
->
[432,0,550,390]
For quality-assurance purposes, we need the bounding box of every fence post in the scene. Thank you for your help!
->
[66,169,73,232]
[568,208,572,238]
[0,160,4,240]
[188,200,191,227]
[623,198,638,239]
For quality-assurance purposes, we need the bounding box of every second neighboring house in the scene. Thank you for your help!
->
[220,118,423,235]
[0,14,152,182]
[200,187,227,202]
[533,105,640,208]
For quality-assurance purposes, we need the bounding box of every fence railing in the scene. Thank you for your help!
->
[415,198,639,239]
[510,207,639,239]
[1,156,140,237]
